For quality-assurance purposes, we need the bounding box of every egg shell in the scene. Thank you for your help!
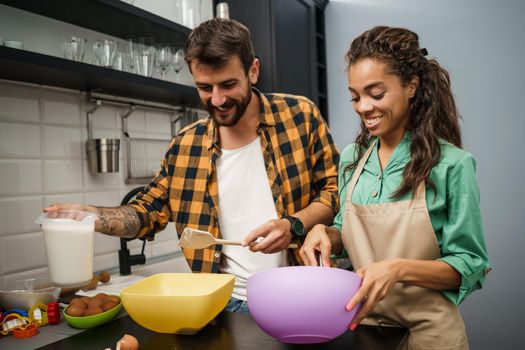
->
[94,292,108,300]
[118,334,139,350]
[101,300,118,311]
[89,298,103,308]
[65,305,85,317]
[83,306,103,316]
[107,295,121,303]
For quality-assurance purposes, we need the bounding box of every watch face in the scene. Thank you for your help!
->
[289,216,304,236]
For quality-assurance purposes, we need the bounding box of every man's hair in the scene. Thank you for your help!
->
[185,18,255,74]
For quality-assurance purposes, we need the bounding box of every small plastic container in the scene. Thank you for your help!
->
[36,210,97,287]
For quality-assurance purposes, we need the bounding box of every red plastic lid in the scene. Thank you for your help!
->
[12,324,38,338]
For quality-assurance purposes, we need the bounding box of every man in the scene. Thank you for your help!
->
[45,18,339,312]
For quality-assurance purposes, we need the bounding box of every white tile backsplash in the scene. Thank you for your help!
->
[0,232,47,274]
[0,122,41,158]
[82,127,120,142]
[84,165,121,191]
[43,159,84,193]
[0,159,43,196]
[93,252,120,273]
[0,81,40,123]
[0,81,196,280]
[44,125,83,158]
[82,103,118,130]
[0,196,43,236]
[42,89,81,126]
[151,239,180,257]
[43,193,85,210]
[83,190,121,207]
[94,233,121,255]
[146,110,173,134]
[124,110,147,132]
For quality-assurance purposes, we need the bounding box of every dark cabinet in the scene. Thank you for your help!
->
[222,0,329,122]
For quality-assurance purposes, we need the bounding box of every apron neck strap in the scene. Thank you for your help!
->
[347,139,377,199]
[414,180,426,200]
[346,138,427,202]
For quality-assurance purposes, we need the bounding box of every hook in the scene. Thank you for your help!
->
[87,99,102,140]
[121,104,136,138]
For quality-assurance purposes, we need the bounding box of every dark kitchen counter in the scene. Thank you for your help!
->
[34,312,407,350]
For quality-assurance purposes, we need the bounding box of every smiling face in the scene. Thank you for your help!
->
[348,58,418,145]
[191,55,259,127]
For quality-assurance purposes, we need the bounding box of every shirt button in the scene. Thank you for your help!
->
[214,252,220,258]
[371,191,378,197]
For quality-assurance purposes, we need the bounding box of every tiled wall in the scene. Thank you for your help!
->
[0,79,191,283]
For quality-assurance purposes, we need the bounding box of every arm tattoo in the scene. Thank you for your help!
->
[95,206,141,239]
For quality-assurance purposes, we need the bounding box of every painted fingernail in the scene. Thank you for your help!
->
[350,323,357,331]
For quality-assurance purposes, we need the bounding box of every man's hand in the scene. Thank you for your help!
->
[242,219,293,254]
[299,224,332,267]
[44,203,98,216]
[43,203,140,239]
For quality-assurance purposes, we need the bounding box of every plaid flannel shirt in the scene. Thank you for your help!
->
[130,89,339,273]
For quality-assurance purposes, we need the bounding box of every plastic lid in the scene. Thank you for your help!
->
[12,324,38,338]
[35,210,97,225]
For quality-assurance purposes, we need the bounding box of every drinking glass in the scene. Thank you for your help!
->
[93,39,118,67]
[133,38,156,77]
[155,45,172,80]
[134,46,156,77]
[172,48,185,83]
[61,36,87,62]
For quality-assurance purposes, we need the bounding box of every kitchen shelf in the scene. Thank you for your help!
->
[0,0,191,47]
[0,46,201,107]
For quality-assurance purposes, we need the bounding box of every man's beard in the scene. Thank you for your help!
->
[207,83,252,127]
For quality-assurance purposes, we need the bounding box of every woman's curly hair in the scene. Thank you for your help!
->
[344,26,461,198]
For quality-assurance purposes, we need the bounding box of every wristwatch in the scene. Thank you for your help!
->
[283,215,305,239]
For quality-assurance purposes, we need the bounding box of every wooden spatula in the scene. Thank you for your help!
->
[178,227,298,249]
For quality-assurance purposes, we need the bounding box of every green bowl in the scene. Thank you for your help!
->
[63,302,122,328]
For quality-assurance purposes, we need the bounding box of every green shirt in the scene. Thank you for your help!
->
[333,133,491,305]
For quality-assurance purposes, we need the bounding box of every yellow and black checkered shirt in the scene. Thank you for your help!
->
[130,89,339,273]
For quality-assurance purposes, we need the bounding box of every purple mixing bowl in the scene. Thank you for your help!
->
[247,266,362,344]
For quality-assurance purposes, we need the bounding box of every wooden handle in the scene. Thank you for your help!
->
[215,239,298,249]
[215,239,243,246]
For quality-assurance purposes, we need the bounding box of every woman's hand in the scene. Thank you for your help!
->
[346,259,401,330]
[299,224,333,267]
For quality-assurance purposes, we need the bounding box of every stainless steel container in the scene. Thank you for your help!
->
[86,138,120,173]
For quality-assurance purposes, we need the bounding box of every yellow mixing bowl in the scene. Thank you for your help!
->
[121,273,234,334]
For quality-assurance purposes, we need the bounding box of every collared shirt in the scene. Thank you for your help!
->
[130,89,339,273]
[333,133,491,305]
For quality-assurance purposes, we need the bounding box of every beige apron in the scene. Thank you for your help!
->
[341,140,468,350]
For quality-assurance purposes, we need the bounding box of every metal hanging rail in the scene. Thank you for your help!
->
[88,91,185,114]
[85,91,188,178]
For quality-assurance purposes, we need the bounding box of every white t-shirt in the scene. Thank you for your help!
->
[216,136,287,300]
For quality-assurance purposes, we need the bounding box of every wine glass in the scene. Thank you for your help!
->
[172,48,185,83]
[155,45,172,80]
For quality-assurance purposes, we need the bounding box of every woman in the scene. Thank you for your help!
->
[300,26,490,349]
